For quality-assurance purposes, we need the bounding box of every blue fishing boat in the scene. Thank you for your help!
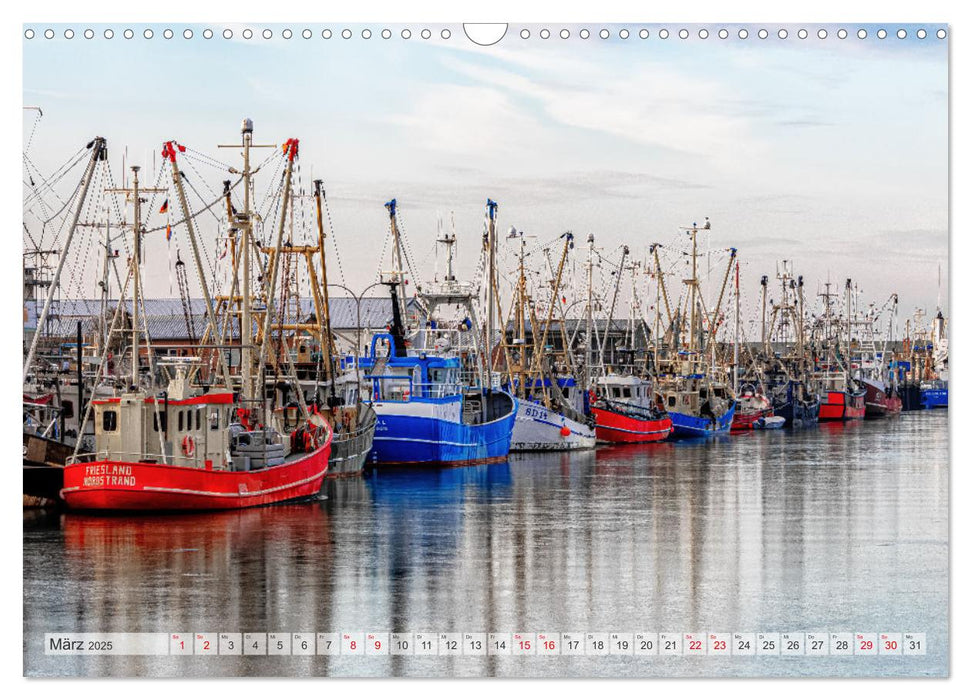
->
[921,380,948,409]
[657,372,736,438]
[360,334,517,466]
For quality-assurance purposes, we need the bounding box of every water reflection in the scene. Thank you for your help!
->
[24,412,947,677]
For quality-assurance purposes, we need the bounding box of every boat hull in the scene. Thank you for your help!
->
[327,408,377,477]
[818,390,866,421]
[862,378,901,417]
[731,406,773,432]
[900,382,923,411]
[60,445,331,511]
[921,385,948,409]
[511,399,596,451]
[591,405,672,444]
[669,403,735,438]
[367,396,516,466]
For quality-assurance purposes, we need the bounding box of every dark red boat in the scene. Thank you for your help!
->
[862,378,902,417]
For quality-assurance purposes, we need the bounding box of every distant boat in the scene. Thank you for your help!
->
[817,375,866,421]
[658,375,736,438]
[730,384,774,432]
[921,379,948,409]
[862,377,902,417]
[590,374,672,444]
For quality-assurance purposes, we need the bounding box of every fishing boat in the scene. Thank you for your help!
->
[260,178,377,477]
[360,199,517,466]
[811,279,866,422]
[511,378,596,450]
[862,377,902,417]
[590,374,671,443]
[361,333,516,465]
[921,309,948,408]
[500,228,596,451]
[56,121,335,510]
[764,370,820,428]
[61,372,332,511]
[730,383,774,431]
[650,220,736,438]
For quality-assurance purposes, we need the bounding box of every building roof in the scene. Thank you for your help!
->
[25,296,419,341]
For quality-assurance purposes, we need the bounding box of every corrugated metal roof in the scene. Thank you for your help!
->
[25,296,418,341]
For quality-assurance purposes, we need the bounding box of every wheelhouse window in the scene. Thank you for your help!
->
[210,410,219,430]
[102,410,118,432]
[196,408,202,431]
[668,396,676,408]
[178,410,184,432]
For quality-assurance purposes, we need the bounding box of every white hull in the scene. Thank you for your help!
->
[510,399,596,452]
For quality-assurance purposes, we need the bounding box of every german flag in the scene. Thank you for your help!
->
[159,199,169,214]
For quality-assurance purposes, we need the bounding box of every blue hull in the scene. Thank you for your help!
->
[921,388,948,409]
[773,393,820,428]
[669,403,736,438]
[368,403,517,466]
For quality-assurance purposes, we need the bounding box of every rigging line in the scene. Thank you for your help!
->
[182,147,233,172]
[22,223,40,252]
[393,206,424,292]
[142,176,243,234]
[24,110,42,154]
[181,154,221,201]
[22,146,87,209]
[33,161,85,227]
[256,152,286,223]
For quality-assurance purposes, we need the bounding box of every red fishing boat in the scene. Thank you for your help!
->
[61,382,332,511]
[861,377,902,417]
[730,385,774,432]
[590,375,672,443]
[817,373,866,421]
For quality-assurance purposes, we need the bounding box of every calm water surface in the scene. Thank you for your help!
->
[23,411,948,677]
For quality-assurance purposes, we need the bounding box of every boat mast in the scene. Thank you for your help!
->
[241,123,254,401]
[218,119,275,402]
[256,138,299,402]
[585,233,595,388]
[23,137,106,381]
[485,199,498,382]
[313,180,337,388]
[600,244,628,371]
[163,141,233,388]
[733,261,740,394]
[105,165,166,388]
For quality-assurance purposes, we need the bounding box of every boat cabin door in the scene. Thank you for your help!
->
[119,394,146,460]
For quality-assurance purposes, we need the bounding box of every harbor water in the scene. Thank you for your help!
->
[23,411,948,677]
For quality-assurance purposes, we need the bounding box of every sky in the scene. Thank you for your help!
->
[22,23,949,334]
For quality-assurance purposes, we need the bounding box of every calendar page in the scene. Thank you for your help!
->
[19,7,950,683]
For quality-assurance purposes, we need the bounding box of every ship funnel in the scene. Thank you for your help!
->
[241,118,254,134]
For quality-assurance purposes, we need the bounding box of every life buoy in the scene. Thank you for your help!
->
[181,435,196,457]
[560,425,571,437]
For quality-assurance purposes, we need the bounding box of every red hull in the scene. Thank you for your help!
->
[863,380,902,417]
[730,407,774,432]
[61,444,331,512]
[818,391,865,421]
[592,406,672,443]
